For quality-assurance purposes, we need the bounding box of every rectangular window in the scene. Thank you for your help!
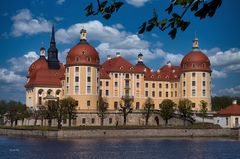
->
[159,91,162,97]
[87,86,91,94]
[152,83,155,88]
[226,117,228,125]
[67,86,69,94]
[171,91,173,97]
[183,81,186,87]
[114,102,118,110]
[203,89,206,96]
[109,118,112,124]
[192,103,196,108]
[136,82,140,88]
[136,74,140,79]
[87,67,91,73]
[38,97,42,105]
[183,90,186,96]
[145,83,148,88]
[75,76,79,82]
[175,83,177,88]
[203,81,206,87]
[192,73,196,77]
[192,89,196,96]
[171,84,173,89]
[166,84,169,89]
[100,81,102,86]
[175,91,177,97]
[106,81,109,86]
[75,86,79,94]
[166,92,168,98]
[75,67,79,72]
[159,83,162,88]
[145,91,148,97]
[136,102,140,110]
[152,91,155,97]
[91,118,95,124]
[203,73,206,77]
[67,77,69,83]
[106,90,109,96]
[192,81,196,86]
[115,73,118,78]
[87,100,90,106]
[87,77,91,82]
[82,118,86,124]
[115,82,118,87]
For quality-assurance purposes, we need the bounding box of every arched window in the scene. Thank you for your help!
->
[75,56,80,62]
[192,63,195,68]
[87,57,91,62]
[47,89,53,95]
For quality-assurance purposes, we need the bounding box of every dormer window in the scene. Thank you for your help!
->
[192,63,195,68]
[82,51,85,55]
[75,56,79,62]
[202,63,205,68]
[87,57,91,62]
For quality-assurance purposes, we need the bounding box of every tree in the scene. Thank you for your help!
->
[60,97,78,127]
[178,98,193,126]
[159,99,176,126]
[85,0,222,39]
[56,99,67,129]
[5,101,23,127]
[46,100,58,127]
[38,106,47,126]
[0,100,8,125]
[142,97,154,126]
[97,95,108,126]
[18,105,31,126]
[119,96,133,125]
[199,100,208,123]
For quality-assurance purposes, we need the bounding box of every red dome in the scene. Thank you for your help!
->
[181,51,211,72]
[28,57,48,77]
[66,42,99,66]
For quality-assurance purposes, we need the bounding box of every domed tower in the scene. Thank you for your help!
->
[65,28,100,111]
[180,37,212,111]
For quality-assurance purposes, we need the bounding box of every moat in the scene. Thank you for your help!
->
[1,136,240,159]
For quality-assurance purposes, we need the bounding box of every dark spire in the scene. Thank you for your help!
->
[48,24,60,69]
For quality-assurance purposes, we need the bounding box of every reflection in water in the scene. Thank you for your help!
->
[0,137,239,159]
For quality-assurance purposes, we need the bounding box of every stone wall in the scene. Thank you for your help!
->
[0,128,239,139]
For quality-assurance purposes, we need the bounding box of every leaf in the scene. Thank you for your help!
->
[172,13,180,18]
[159,19,167,28]
[100,1,108,8]
[113,2,124,12]
[168,28,177,39]
[103,13,111,20]
[85,3,94,16]
[191,1,199,11]
[179,21,190,31]
[194,4,209,19]
[146,23,155,32]
[165,4,173,14]
[138,22,147,34]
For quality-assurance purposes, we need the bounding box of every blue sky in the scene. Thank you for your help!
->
[0,0,240,102]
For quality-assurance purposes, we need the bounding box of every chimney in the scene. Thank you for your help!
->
[116,52,121,57]
[233,100,237,105]
[107,55,111,60]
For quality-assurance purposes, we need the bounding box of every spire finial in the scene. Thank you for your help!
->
[192,33,199,50]
[80,27,87,41]
[51,25,55,43]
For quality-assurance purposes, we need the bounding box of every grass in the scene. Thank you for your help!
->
[0,123,222,131]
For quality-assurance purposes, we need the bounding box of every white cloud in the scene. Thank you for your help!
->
[125,0,150,7]
[0,68,25,83]
[56,0,65,5]
[212,69,227,79]
[11,9,52,37]
[54,16,64,22]
[7,51,38,73]
[219,85,240,96]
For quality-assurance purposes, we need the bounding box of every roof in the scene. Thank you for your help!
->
[66,42,99,66]
[181,51,211,72]
[25,58,65,88]
[214,104,240,117]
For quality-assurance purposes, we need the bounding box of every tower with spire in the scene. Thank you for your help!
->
[48,25,60,69]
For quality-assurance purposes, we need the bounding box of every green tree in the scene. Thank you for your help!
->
[119,96,133,125]
[46,100,58,127]
[38,105,47,126]
[159,99,176,126]
[60,97,78,127]
[178,98,193,126]
[142,97,154,126]
[97,95,108,126]
[85,0,222,39]
[0,100,8,125]
[18,105,31,126]
[199,100,208,123]
[5,101,23,127]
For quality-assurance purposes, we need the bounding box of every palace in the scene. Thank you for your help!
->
[25,26,212,126]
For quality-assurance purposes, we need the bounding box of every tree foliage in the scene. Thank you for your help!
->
[212,96,240,111]
[97,95,108,126]
[199,100,208,123]
[142,97,154,126]
[178,98,193,126]
[119,96,133,125]
[85,0,222,39]
[159,99,176,126]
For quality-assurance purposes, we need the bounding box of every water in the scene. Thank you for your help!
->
[0,136,239,159]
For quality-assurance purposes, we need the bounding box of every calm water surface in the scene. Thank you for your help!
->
[0,136,239,159]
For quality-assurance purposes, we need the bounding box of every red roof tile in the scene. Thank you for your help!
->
[215,104,240,117]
